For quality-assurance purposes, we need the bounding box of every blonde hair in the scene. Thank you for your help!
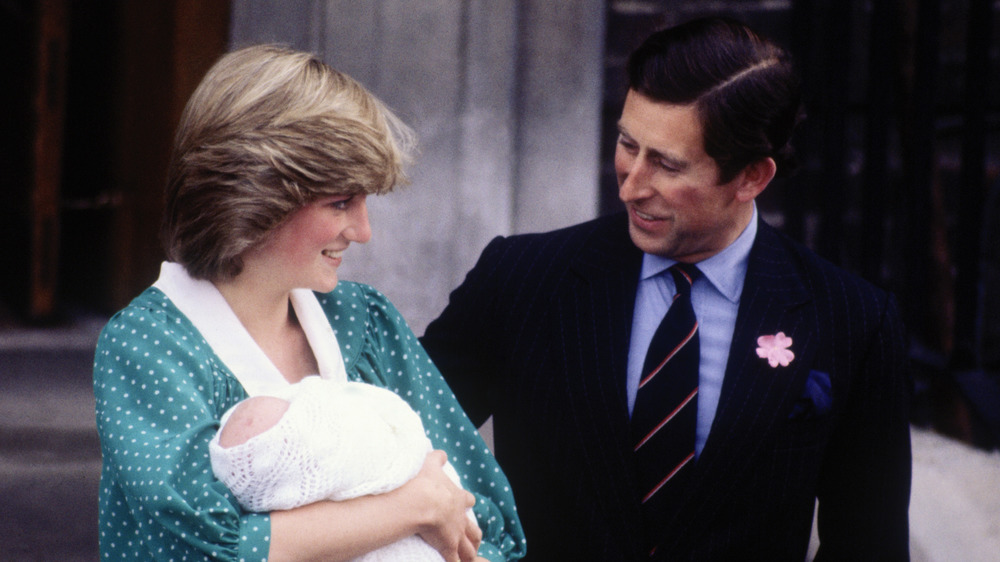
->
[162,44,415,281]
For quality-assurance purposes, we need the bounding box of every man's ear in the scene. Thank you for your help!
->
[735,157,777,203]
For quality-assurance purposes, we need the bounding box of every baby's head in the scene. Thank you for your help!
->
[216,395,290,448]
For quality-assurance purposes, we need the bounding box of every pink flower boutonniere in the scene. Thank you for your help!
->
[756,332,795,367]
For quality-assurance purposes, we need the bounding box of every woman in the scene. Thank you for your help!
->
[93,44,525,562]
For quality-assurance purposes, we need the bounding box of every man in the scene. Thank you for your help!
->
[422,17,911,561]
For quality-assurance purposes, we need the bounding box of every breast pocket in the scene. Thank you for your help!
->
[772,370,834,451]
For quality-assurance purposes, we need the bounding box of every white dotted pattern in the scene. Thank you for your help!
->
[93,282,525,561]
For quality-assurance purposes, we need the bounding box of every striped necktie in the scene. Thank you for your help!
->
[632,263,701,555]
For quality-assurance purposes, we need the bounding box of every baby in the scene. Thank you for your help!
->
[209,376,476,562]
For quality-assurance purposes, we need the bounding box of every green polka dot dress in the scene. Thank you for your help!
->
[93,277,526,561]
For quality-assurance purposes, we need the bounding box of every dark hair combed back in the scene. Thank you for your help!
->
[162,45,415,281]
[627,17,803,183]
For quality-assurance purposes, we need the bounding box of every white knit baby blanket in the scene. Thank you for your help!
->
[210,376,472,562]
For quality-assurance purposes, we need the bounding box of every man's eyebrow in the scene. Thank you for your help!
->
[617,123,689,171]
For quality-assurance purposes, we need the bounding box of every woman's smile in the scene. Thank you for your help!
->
[322,248,345,265]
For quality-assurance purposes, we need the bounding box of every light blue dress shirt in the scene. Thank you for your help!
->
[626,206,758,456]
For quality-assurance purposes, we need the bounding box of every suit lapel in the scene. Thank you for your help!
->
[565,214,641,422]
[557,213,646,553]
[660,221,820,546]
[709,222,816,446]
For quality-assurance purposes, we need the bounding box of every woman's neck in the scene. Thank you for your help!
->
[214,274,319,383]
[215,276,290,340]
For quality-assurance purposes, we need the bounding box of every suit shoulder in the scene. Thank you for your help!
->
[483,212,630,264]
[456,212,634,306]
[760,222,893,307]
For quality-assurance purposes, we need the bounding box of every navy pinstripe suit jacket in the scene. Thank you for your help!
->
[422,212,911,561]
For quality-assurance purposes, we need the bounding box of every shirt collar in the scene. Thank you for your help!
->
[639,204,758,303]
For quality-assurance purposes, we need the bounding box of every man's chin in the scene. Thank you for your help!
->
[627,222,668,257]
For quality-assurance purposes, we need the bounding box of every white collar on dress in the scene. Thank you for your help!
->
[152,261,348,396]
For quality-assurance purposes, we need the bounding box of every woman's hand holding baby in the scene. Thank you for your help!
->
[406,450,482,562]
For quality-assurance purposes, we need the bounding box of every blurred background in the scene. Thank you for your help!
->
[2,0,998,559]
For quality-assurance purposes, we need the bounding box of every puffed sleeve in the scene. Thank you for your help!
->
[318,283,527,561]
[93,289,271,561]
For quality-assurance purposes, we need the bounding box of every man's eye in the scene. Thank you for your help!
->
[330,198,351,210]
[657,160,679,172]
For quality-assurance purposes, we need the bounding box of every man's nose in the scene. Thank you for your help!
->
[618,158,653,202]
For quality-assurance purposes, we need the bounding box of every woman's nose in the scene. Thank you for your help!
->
[346,197,372,243]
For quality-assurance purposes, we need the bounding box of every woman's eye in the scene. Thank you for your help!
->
[330,198,351,210]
